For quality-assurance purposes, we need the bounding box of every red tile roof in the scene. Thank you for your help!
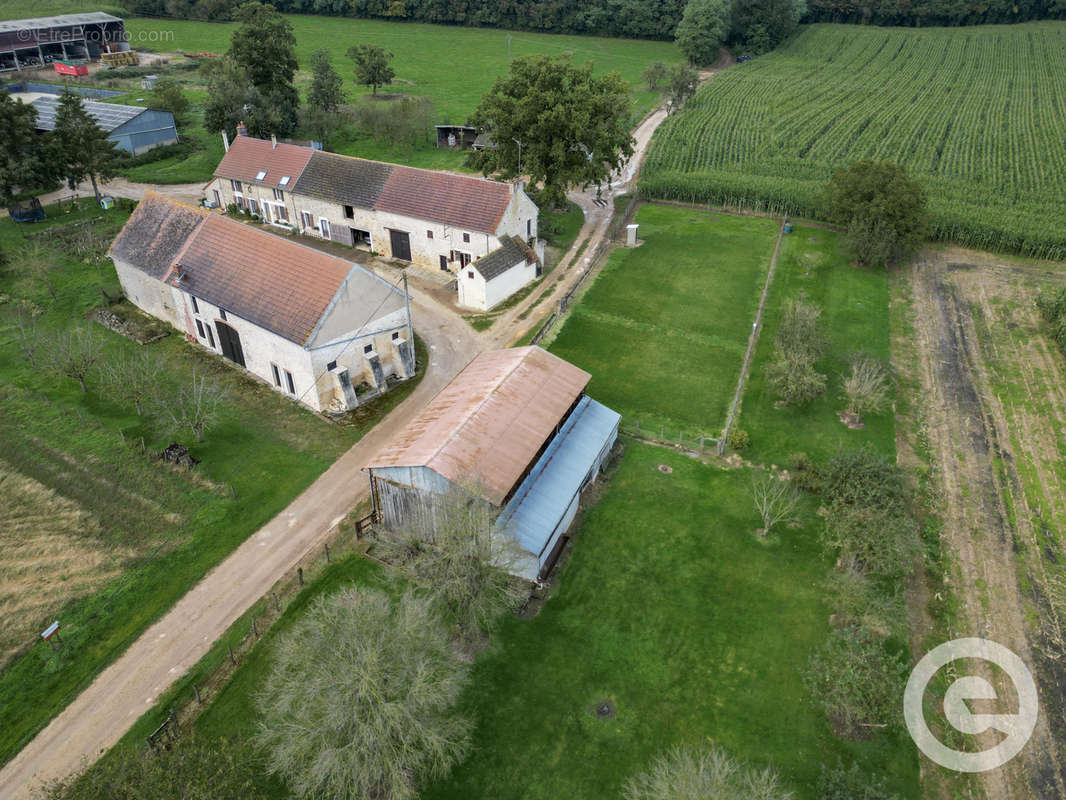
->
[375,165,514,234]
[367,347,590,506]
[164,214,356,345]
[213,136,314,190]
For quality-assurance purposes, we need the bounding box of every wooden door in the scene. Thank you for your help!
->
[215,321,245,367]
[389,229,412,261]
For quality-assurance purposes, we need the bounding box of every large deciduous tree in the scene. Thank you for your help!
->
[469,55,634,209]
[256,588,472,800]
[225,1,300,131]
[731,0,806,54]
[675,0,730,66]
[202,57,282,139]
[149,76,189,120]
[52,91,119,204]
[346,43,395,96]
[307,48,346,113]
[0,93,53,204]
[825,160,929,267]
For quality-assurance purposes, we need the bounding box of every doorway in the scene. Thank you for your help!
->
[388,229,412,261]
[215,321,245,367]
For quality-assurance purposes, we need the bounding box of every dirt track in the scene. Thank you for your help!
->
[902,252,1066,799]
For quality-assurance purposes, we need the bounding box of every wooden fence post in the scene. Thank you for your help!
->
[273,592,280,612]
[228,643,235,666]
[298,567,303,586]
[325,543,330,563]
[194,684,201,704]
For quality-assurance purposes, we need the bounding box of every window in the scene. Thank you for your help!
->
[453,251,472,267]
[269,204,289,223]
[220,308,228,321]
[467,270,474,279]
[527,219,531,237]
[271,364,281,387]
[320,218,331,240]
[301,210,313,229]
[426,230,433,239]
[236,195,246,211]
[230,179,242,192]
[343,205,354,219]
[462,232,470,243]
[363,344,374,354]
[391,331,399,340]
[195,319,205,338]
[206,327,215,348]
[255,170,267,181]
[213,190,221,207]
[279,176,290,187]
[247,198,259,216]
[191,296,199,313]
[273,188,285,201]
[285,370,295,394]
[326,360,337,371]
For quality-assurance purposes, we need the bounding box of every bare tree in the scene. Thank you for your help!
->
[156,372,226,443]
[749,470,800,536]
[842,354,890,420]
[374,482,528,641]
[42,326,103,392]
[101,349,164,416]
[17,241,61,302]
[256,588,472,800]
[625,745,793,800]
[8,309,44,367]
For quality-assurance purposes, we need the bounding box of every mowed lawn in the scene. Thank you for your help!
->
[551,205,777,437]
[738,225,895,463]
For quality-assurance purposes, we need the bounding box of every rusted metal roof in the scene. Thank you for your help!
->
[368,347,590,506]
[213,135,315,190]
[108,191,208,280]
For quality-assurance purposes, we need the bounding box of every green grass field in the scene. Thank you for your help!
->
[550,204,778,439]
[0,203,421,767]
[738,225,895,464]
[641,22,1066,259]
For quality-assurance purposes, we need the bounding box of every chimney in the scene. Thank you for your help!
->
[236,121,247,137]
[511,179,524,195]
[221,130,230,153]
[271,134,277,149]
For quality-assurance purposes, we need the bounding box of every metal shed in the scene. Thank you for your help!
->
[0,13,127,72]
[29,95,178,154]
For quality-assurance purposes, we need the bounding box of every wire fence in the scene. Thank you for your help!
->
[618,417,719,455]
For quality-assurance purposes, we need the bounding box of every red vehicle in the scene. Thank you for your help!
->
[53,60,89,77]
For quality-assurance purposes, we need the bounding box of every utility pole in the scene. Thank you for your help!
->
[402,270,414,358]
[512,137,522,177]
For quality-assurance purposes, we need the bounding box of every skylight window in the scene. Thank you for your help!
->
[279,176,290,186]
[255,170,267,181]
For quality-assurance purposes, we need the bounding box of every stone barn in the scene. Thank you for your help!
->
[110,192,415,413]
[365,347,620,580]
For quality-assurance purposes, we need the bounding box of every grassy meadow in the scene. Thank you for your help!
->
[642,22,1066,259]
[0,202,421,766]
[550,204,778,439]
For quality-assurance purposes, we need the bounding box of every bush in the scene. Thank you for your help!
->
[766,354,827,407]
[766,297,828,407]
[624,745,793,800]
[818,761,901,800]
[820,446,909,511]
[842,353,890,417]
[728,427,750,450]
[788,451,822,493]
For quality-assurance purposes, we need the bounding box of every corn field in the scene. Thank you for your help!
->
[641,22,1066,260]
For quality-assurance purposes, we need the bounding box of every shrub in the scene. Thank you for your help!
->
[842,354,890,417]
[766,354,827,407]
[624,745,793,800]
[819,761,901,800]
[728,427,750,450]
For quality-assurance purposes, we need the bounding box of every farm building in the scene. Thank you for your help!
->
[365,347,620,580]
[0,13,127,72]
[110,192,415,413]
[23,93,177,154]
[204,132,544,308]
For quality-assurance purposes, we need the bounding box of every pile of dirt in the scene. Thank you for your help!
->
[160,443,199,469]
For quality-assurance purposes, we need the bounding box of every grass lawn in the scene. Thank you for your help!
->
[737,225,895,463]
[0,202,422,767]
[421,444,918,799]
[550,204,778,438]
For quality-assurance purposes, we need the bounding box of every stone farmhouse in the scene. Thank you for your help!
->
[365,346,620,580]
[109,192,415,414]
[203,132,543,312]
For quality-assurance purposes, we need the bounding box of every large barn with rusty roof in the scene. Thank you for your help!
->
[365,347,620,580]
[110,192,415,414]
[203,132,543,310]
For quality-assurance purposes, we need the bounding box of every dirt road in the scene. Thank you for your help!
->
[900,252,1066,799]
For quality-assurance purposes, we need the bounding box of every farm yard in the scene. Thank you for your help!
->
[549,204,779,441]
[642,23,1066,259]
[0,202,421,768]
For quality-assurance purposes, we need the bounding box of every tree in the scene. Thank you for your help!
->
[16,241,61,302]
[203,57,281,139]
[643,60,668,90]
[149,76,189,119]
[827,568,906,640]
[226,2,300,131]
[731,0,805,54]
[157,372,226,443]
[675,0,730,66]
[42,326,103,393]
[765,296,828,407]
[749,470,800,536]
[819,761,901,800]
[469,55,634,208]
[625,745,793,800]
[256,588,472,800]
[101,350,164,416]
[8,308,44,367]
[36,738,264,800]
[841,353,890,420]
[307,48,346,113]
[765,354,827,407]
[346,43,395,96]
[806,625,905,738]
[825,160,929,267]
[665,64,699,114]
[0,92,53,203]
[52,91,120,204]
[374,483,527,640]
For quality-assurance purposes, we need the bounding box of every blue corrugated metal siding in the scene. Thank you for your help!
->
[496,396,620,574]
[111,109,177,154]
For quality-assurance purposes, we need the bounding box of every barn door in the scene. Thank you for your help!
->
[388,229,412,261]
[215,321,245,367]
